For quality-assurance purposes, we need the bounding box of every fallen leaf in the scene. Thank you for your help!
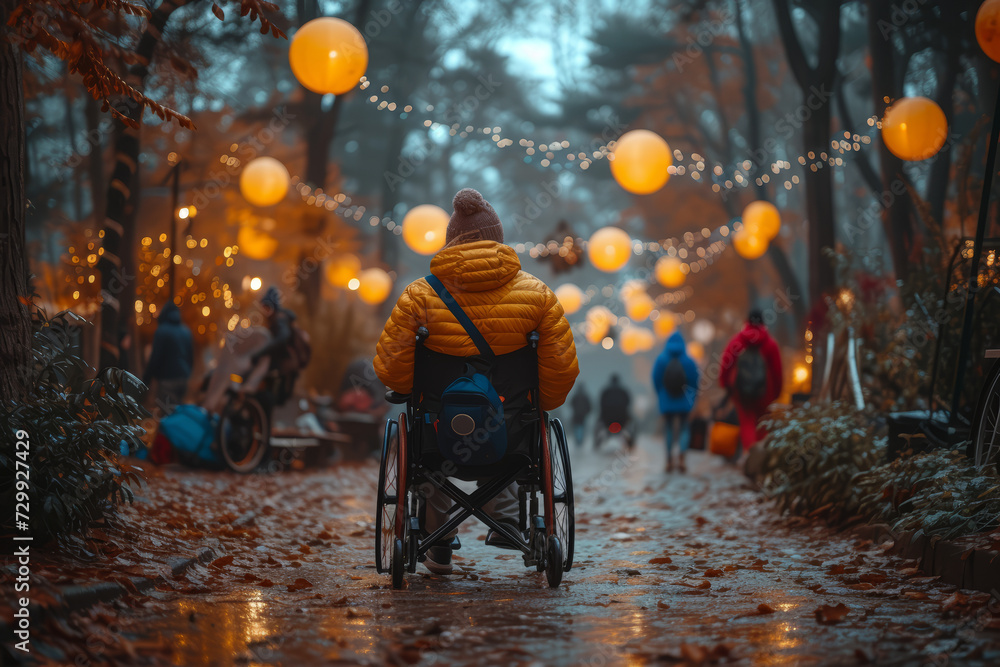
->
[210,555,234,569]
[649,557,673,565]
[942,592,970,614]
[815,603,849,625]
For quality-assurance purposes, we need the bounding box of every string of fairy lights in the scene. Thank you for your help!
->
[58,13,900,351]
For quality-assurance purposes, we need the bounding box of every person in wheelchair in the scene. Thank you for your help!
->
[374,188,579,576]
[594,374,633,450]
[250,287,300,411]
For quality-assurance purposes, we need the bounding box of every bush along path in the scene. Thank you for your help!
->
[755,401,1000,592]
[5,443,1000,665]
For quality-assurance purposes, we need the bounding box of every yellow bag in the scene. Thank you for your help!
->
[709,422,740,458]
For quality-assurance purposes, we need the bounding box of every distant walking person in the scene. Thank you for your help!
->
[595,374,633,450]
[569,386,592,447]
[720,310,782,453]
[652,331,700,473]
[143,302,194,410]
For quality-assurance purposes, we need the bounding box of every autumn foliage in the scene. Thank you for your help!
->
[4,0,285,129]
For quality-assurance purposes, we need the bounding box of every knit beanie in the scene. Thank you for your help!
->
[446,188,504,244]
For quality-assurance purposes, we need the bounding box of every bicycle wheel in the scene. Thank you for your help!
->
[219,394,270,473]
[375,414,408,579]
[548,418,575,571]
[972,360,1000,469]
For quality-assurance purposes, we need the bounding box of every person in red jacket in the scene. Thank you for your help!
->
[719,310,783,452]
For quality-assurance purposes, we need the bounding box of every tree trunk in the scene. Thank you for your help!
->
[735,0,807,336]
[84,95,105,222]
[0,0,31,405]
[378,0,429,268]
[925,29,960,229]
[802,97,836,302]
[773,0,840,307]
[98,0,189,371]
[297,0,372,313]
[866,0,913,280]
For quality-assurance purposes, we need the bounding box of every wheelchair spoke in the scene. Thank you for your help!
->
[380,504,396,571]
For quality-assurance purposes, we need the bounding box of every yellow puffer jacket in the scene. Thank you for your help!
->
[374,240,579,410]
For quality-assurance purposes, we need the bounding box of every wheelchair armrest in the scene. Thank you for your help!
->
[385,390,410,405]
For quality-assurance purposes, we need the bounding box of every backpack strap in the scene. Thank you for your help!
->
[425,274,495,359]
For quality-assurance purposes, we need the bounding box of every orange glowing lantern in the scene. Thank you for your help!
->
[610,129,672,194]
[653,311,677,339]
[977,0,1000,63]
[325,254,361,288]
[289,17,368,95]
[625,292,655,322]
[585,306,615,344]
[239,157,289,207]
[881,97,948,162]
[742,201,781,241]
[554,284,584,315]
[402,204,450,255]
[732,228,769,260]
[237,226,278,260]
[587,227,632,272]
[655,256,686,288]
[357,267,393,304]
[620,326,655,355]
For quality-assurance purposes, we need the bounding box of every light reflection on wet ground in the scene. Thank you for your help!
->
[118,439,1000,666]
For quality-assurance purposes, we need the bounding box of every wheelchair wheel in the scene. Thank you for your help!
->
[972,360,1000,470]
[219,394,270,473]
[375,415,408,576]
[548,418,575,572]
[545,536,563,588]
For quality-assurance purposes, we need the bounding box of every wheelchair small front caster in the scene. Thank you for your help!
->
[391,538,405,589]
[530,516,546,571]
[545,536,563,588]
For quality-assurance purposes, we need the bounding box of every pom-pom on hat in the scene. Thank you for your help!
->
[446,188,504,244]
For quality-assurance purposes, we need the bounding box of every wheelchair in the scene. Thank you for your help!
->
[375,328,575,589]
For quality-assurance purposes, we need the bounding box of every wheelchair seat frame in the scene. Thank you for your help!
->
[375,327,574,589]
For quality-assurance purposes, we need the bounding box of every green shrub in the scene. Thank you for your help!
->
[0,309,148,542]
[758,402,886,523]
[853,448,1000,540]
[759,402,1000,540]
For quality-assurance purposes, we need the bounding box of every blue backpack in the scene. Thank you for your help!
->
[158,404,221,468]
[426,275,507,466]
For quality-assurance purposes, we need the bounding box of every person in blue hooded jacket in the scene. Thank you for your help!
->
[652,331,700,473]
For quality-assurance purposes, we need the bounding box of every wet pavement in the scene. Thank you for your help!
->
[44,438,1000,665]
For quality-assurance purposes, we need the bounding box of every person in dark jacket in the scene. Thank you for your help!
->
[569,386,592,447]
[251,287,299,407]
[652,331,700,472]
[143,302,194,410]
[595,374,633,449]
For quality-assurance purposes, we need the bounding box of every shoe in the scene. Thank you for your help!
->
[423,545,453,575]
[665,458,674,473]
[485,521,523,550]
